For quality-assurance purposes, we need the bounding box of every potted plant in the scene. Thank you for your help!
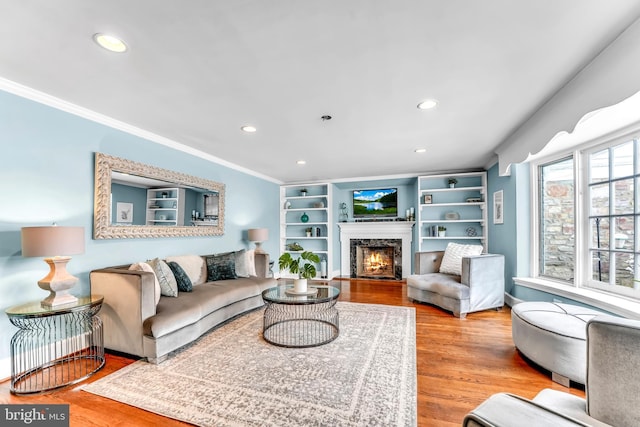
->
[305,227,313,237]
[438,226,447,237]
[448,178,458,188]
[300,188,308,197]
[279,251,320,293]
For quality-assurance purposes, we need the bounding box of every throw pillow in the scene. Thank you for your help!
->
[167,261,193,292]
[129,262,161,306]
[234,249,250,278]
[439,242,484,276]
[246,249,257,277]
[205,252,238,282]
[165,255,206,285]
[147,258,178,297]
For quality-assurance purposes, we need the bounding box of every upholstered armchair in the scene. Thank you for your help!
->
[407,249,505,318]
[463,315,640,427]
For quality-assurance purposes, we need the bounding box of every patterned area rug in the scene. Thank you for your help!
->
[82,302,416,426]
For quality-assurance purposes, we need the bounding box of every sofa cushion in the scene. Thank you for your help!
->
[205,253,238,281]
[167,261,193,292]
[129,262,161,306]
[407,273,470,300]
[144,278,263,338]
[440,242,483,275]
[147,258,178,297]
[165,255,206,285]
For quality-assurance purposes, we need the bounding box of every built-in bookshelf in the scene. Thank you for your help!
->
[279,183,333,279]
[417,172,487,252]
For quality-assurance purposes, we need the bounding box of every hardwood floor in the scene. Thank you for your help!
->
[0,279,585,426]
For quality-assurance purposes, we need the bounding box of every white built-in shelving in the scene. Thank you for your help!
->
[417,172,487,252]
[279,183,333,279]
[146,187,186,226]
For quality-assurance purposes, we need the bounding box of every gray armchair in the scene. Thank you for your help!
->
[463,315,640,427]
[407,251,504,318]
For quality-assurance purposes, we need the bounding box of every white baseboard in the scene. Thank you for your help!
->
[504,292,521,308]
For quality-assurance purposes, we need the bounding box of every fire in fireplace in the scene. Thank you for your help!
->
[356,246,395,279]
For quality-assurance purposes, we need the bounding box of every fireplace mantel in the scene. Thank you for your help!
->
[338,222,414,278]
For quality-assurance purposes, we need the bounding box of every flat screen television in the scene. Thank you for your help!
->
[353,188,398,219]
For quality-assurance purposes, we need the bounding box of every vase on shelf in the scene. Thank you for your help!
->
[301,212,309,223]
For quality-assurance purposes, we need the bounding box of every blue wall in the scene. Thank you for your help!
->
[0,90,279,370]
[486,162,531,294]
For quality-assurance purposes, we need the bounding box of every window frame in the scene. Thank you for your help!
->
[529,127,640,301]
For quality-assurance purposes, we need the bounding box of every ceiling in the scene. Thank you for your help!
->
[2,1,640,184]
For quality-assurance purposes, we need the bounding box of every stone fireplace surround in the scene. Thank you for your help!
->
[351,239,402,280]
[338,222,414,279]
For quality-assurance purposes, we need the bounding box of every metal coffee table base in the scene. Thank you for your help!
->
[263,301,339,348]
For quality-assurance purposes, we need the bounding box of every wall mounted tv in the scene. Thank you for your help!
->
[353,188,398,219]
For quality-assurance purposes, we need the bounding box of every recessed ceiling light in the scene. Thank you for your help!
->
[296,160,306,165]
[93,33,127,53]
[417,99,438,110]
[415,148,426,153]
[241,125,257,133]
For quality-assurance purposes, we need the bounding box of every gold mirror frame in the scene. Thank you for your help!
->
[93,152,225,239]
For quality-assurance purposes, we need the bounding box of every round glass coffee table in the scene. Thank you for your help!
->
[261,285,340,348]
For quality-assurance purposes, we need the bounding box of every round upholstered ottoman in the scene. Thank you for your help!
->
[511,301,602,386]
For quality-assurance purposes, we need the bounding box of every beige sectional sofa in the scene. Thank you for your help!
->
[90,252,276,363]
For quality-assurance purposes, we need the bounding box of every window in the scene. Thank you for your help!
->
[586,140,639,298]
[539,158,575,281]
[534,136,640,300]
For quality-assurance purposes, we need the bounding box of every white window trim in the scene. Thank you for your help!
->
[525,122,640,317]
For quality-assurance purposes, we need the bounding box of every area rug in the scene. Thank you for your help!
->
[82,302,416,426]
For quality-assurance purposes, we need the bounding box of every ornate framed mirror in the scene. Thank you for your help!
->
[93,152,225,239]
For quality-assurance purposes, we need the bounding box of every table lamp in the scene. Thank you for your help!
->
[248,228,268,254]
[21,225,85,307]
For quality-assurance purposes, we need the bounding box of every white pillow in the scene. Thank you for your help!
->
[245,249,257,277]
[129,262,161,306]
[165,255,206,285]
[439,243,483,276]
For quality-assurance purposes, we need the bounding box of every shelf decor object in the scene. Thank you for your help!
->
[248,228,269,254]
[300,212,309,223]
[21,225,85,307]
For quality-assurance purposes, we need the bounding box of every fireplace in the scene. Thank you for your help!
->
[338,222,414,279]
[350,238,402,280]
[356,246,396,279]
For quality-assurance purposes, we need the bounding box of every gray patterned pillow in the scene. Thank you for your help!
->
[205,253,237,281]
[167,261,193,292]
[147,258,178,297]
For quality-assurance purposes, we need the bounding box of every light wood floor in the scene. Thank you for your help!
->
[1,279,585,426]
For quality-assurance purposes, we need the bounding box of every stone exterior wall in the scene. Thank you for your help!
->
[543,179,636,288]
[542,180,575,280]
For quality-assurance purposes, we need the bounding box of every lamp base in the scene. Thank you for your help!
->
[38,256,79,308]
[254,242,265,254]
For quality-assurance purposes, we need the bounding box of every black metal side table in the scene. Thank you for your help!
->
[261,285,340,347]
[6,295,105,394]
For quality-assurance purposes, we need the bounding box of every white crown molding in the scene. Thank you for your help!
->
[0,77,282,184]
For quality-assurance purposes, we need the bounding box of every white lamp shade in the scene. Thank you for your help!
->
[21,226,85,257]
[248,228,268,243]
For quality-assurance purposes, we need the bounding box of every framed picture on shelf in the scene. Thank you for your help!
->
[116,202,133,223]
[493,190,504,224]
[423,194,432,204]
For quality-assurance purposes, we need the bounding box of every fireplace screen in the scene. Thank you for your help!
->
[356,246,395,279]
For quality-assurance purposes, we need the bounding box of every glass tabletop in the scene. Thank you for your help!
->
[262,285,340,305]
[6,295,104,318]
